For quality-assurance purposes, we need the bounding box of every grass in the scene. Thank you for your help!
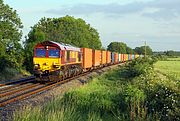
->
[154,58,180,80]
[13,68,148,121]
[167,57,180,61]
[13,58,180,121]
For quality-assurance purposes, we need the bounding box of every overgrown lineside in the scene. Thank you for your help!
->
[14,57,180,121]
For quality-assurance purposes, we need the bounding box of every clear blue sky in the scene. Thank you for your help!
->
[5,0,180,51]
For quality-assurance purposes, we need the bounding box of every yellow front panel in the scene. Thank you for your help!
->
[33,57,61,72]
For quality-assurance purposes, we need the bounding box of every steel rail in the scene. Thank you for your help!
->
[0,71,91,107]
[0,79,35,93]
[0,76,35,87]
[0,62,126,107]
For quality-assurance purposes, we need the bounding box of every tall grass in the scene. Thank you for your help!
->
[13,58,180,121]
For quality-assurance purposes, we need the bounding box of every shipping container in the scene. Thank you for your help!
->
[81,48,93,69]
[111,52,115,63]
[128,54,130,61]
[114,53,119,63]
[93,50,101,67]
[118,54,121,62]
[126,54,129,61]
[106,51,111,64]
[121,54,124,62]
[132,54,135,60]
[101,51,107,64]
[124,54,126,61]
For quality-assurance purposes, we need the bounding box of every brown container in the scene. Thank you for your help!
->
[92,50,101,67]
[106,51,111,64]
[81,48,93,69]
[101,51,107,64]
[122,54,125,62]
[114,53,119,63]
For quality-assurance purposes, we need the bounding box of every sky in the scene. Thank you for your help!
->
[4,0,180,51]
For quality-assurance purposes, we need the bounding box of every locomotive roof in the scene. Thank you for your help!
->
[36,41,81,52]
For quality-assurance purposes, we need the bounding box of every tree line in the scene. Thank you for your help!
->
[0,0,153,79]
[107,42,153,55]
[154,50,180,57]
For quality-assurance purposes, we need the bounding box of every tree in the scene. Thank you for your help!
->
[0,0,23,70]
[126,47,134,54]
[107,42,134,54]
[134,46,153,55]
[24,16,102,72]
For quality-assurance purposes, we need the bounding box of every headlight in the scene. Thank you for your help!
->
[34,64,40,69]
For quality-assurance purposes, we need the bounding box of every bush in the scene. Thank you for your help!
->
[125,57,154,77]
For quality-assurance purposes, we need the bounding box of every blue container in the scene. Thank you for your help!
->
[128,54,130,61]
[111,52,115,63]
[132,54,135,59]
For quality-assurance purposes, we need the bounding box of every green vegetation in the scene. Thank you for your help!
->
[0,0,25,80]
[14,58,180,121]
[154,58,180,80]
[167,57,180,61]
[166,50,180,57]
[154,51,180,57]
[107,42,153,55]
[134,46,153,55]
[107,42,134,54]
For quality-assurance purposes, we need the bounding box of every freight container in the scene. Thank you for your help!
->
[114,53,119,63]
[118,54,121,62]
[111,52,115,63]
[130,54,132,60]
[121,54,124,62]
[81,48,92,69]
[106,51,111,64]
[127,54,129,61]
[92,50,101,67]
[128,54,131,61]
[132,54,135,60]
[101,51,107,64]
[124,54,127,61]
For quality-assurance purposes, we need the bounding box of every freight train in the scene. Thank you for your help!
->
[33,41,140,81]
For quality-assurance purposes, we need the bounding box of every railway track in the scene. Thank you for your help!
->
[0,78,35,93]
[0,71,92,107]
[0,63,123,108]
[0,76,35,87]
